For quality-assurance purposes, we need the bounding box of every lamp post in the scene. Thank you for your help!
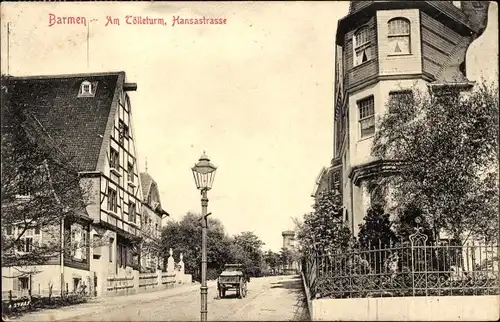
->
[191,151,217,322]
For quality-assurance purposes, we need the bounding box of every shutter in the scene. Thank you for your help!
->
[117,244,121,267]
[81,231,87,260]
[71,226,76,257]
[17,239,23,252]
[123,247,128,267]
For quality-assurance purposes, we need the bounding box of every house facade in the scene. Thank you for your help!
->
[1,71,167,297]
[139,171,169,272]
[312,1,493,236]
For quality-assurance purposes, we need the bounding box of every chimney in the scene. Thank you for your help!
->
[124,83,137,92]
[461,1,490,35]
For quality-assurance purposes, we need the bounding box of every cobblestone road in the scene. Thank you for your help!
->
[17,275,309,321]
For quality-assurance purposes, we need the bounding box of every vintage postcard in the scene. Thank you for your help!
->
[1,1,499,321]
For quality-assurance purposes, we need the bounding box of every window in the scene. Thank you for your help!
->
[107,188,117,213]
[358,96,375,138]
[35,226,40,235]
[73,278,81,292]
[127,163,134,182]
[109,147,119,170]
[388,18,410,55]
[19,277,29,291]
[109,238,114,262]
[331,171,341,194]
[388,90,414,113]
[121,245,127,268]
[6,226,12,235]
[17,237,33,253]
[71,225,86,260]
[370,185,386,207]
[78,81,97,98]
[128,203,136,223]
[83,84,90,93]
[117,244,122,268]
[118,120,129,145]
[353,27,373,66]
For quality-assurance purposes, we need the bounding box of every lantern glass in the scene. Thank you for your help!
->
[191,152,217,190]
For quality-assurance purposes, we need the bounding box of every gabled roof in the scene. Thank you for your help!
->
[2,72,124,171]
[140,172,169,217]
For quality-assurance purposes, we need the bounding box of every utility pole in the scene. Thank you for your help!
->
[86,19,98,70]
[7,22,11,75]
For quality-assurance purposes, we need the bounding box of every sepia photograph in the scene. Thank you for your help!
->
[1,1,499,321]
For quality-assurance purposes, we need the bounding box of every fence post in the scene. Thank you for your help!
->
[409,217,429,297]
[8,290,13,312]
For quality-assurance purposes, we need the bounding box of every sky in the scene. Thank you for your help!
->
[0,1,350,252]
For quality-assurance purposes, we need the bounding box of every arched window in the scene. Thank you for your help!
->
[387,18,411,55]
[353,26,372,66]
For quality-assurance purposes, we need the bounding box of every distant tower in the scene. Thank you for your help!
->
[282,230,299,274]
[282,230,295,251]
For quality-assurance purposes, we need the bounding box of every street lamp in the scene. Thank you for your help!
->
[191,151,217,322]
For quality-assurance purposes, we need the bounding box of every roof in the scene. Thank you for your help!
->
[140,172,170,217]
[337,1,483,45]
[140,172,155,198]
[2,72,124,171]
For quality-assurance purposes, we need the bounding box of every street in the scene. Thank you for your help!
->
[19,275,309,321]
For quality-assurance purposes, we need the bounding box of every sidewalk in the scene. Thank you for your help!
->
[10,281,217,322]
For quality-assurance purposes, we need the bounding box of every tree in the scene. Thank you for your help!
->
[160,212,233,281]
[372,82,499,243]
[278,247,294,270]
[1,84,95,271]
[296,190,353,255]
[357,205,397,250]
[232,231,266,277]
[263,250,279,274]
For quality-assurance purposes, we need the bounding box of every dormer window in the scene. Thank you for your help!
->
[353,26,373,67]
[388,18,411,55]
[78,80,97,98]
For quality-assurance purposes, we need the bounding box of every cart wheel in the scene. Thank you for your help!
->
[218,287,224,299]
[238,283,244,299]
[242,282,248,298]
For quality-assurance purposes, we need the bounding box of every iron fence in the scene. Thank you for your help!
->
[303,231,499,299]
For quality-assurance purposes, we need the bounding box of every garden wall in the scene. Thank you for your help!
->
[301,271,499,322]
